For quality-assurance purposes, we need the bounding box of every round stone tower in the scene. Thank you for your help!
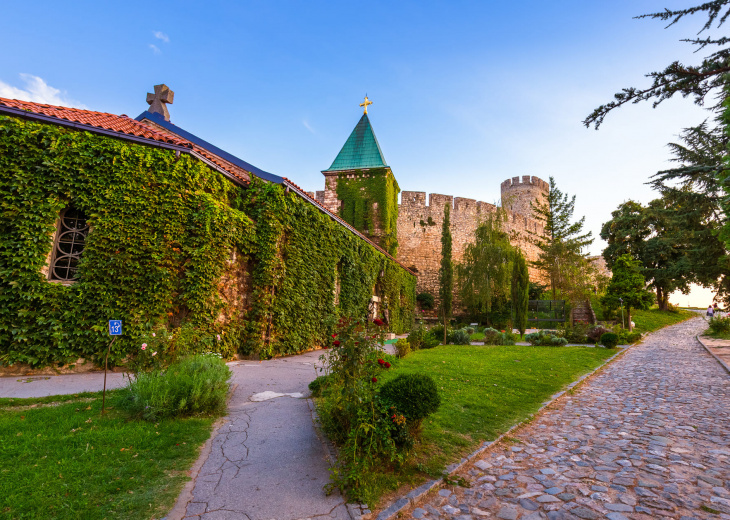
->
[500,176,549,218]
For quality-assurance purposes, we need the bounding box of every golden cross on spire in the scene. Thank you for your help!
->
[359,95,373,114]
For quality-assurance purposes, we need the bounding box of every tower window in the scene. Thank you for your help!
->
[49,206,89,282]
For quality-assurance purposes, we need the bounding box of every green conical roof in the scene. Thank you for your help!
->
[324,114,388,171]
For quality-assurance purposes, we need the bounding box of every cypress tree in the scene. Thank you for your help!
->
[511,252,529,335]
[439,203,453,343]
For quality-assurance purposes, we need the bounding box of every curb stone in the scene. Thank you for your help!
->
[696,334,730,375]
[372,342,636,520]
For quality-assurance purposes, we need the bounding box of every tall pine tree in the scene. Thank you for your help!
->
[529,176,593,301]
[439,203,453,343]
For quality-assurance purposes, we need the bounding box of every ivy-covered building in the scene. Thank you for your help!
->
[0,86,415,369]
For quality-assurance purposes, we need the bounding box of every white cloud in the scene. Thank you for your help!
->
[153,31,169,43]
[302,119,316,134]
[0,74,86,108]
[149,44,161,55]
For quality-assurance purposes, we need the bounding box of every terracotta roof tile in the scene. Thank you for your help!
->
[0,97,248,184]
[0,97,188,145]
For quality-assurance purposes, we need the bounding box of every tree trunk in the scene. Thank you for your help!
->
[444,315,447,345]
[628,307,633,331]
[656,287,669,311]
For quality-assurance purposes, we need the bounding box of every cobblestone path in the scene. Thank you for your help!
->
[407,317,730,520]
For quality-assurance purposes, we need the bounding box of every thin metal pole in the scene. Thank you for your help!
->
[102,337,116,415]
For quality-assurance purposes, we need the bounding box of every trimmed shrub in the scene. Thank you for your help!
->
[499,332,517,346]
[379,373,440,422]
[525,331,567,346]
[448,328,472,345]
[600,332,619,349]
[465,327,475,335]
[563,323,591,344]
[587,326,611,344]
[618,331,642,344]
[421,332,441,349]
[120,354,231,420]
[482,327,501,345]
[395,339,411,358]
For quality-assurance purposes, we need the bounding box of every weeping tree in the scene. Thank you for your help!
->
[457,212,514,325]
[511,251,529,335]
[439,203,453,344]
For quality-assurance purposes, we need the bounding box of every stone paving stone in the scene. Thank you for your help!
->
[405,318,730,520]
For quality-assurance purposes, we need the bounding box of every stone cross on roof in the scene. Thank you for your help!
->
[146,84,174,121]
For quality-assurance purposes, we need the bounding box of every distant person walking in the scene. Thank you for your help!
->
[707,305,714,318]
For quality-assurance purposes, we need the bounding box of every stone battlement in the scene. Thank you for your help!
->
[400,191,499,214]
[500,175,549,192]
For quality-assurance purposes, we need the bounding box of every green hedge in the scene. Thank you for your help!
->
[0,116,415,367]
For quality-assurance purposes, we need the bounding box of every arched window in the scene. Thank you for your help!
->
[49,206,89,282]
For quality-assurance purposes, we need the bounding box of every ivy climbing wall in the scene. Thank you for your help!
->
[0,116,415,368]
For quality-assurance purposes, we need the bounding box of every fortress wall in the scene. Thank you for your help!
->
[397,184,546,301]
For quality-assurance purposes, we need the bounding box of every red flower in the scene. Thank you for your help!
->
[384,362,391,368]
[332,334,337,338]
[501,330,505,333]
[378,359,385,365]
[371,377,377,383]
[373,319,384,326]
[333,340,341,346]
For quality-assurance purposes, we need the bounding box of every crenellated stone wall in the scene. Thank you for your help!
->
[318,169,549,311]
[396,182,547,300]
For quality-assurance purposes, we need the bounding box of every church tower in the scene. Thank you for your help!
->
[316,97,400,255]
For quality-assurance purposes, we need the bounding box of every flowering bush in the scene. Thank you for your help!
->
[313,316,404,501]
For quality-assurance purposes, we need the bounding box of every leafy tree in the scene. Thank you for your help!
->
[511,252,530,335]
[584,1,730,129]
[529,176,593,301]
[456,213,514,324]
[601,254,655,331]
[439,203,453,343]
[602,198,687,310]
[603,123,729,307]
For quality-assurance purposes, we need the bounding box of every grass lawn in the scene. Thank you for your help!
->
[631,308,695,334]
[0,390,215,520]
[363,343,615,504]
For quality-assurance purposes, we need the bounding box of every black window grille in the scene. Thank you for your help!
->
[49,206,89,281]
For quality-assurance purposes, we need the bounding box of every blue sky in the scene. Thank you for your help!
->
[0,1,718,304]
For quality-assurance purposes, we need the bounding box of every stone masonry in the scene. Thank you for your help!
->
[318,173,548,303]
[397,176,548,298]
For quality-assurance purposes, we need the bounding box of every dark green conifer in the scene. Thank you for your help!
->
[439,203,453,343]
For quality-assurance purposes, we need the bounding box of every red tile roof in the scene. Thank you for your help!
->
[0,97,414,276]
[0,97,187,145]
[0,97,249,184]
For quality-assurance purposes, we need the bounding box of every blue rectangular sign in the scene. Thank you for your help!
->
[109,320,122,336]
